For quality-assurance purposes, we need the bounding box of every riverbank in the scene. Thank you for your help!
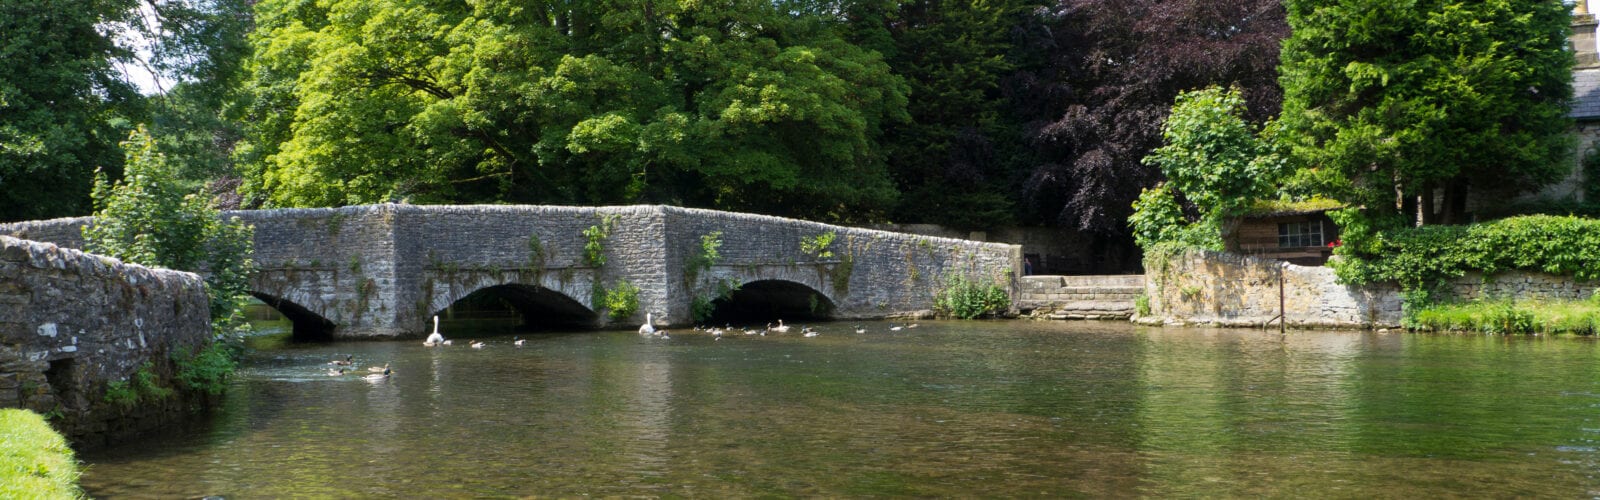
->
[0,409,84,498]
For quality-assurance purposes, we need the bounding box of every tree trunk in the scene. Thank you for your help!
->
[1442,179,1468,225]
[1419,181,1439,226]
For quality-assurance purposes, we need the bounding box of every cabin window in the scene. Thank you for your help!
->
[1278,221,1324,247]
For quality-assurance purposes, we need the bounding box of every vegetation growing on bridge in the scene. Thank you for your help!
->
[935,273,1011,319]
[582,215,619,268]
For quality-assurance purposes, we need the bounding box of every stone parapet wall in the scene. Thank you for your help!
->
[665,207,1020,321]
[1017,275,1144,320]
[1139,250,1403,329]
[0,236,213,446]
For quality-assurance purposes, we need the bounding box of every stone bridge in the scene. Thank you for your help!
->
[3,205,1020,339]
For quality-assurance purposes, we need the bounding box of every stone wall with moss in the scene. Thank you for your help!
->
[0,236,213,447]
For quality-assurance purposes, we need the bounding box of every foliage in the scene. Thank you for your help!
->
[1278,0,1574,226]
[691,279,741,323]
[685,231,723,285]
[0,0,139,221]
[526,233,544,270]
[0,409,84,499]
[801,232,837,259]
[1134,294,1151,317]
[1331,216,1600,299]
[831,253,855,295]
[0,0,254,221]
[850,0,1037,229]
[1015,0,1287,239]
[1409,299,1600,335]
[133,361,173,401]
[1133,86,1286,250]
[600,280,641,322]
[934,273,1010,319]
[173,341,238,396]
[83,127,257,327]
[234,0,907,222]
[103,380,138,408]
[581,215,618,268]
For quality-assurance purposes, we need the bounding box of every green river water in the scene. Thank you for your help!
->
[78,320,1600,497]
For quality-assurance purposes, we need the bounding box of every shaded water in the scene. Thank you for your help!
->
[80,321,1600,497]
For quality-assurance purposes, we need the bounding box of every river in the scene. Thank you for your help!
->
[79,320,1600,497]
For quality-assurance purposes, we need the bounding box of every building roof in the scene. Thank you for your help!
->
[1242,198,1345,218]
[1573,69,1600,120]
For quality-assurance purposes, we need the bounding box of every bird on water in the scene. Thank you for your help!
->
[424,316,446,346]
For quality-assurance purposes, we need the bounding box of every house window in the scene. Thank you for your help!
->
[1278,221,1324,247]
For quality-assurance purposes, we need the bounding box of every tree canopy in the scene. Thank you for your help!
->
[1278,0,1574,226]
[235,0,908,222]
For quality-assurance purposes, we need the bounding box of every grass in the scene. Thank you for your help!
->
[1408,296,1600,335]
[0,409,84,499]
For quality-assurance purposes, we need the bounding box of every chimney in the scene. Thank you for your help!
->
[1576,1,1599,68]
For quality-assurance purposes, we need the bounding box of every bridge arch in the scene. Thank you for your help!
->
[430,283,599,333]
[249,292,337,341]
[700,279,836,325]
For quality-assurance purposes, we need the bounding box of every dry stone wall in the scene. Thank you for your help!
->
[0,236,212,446]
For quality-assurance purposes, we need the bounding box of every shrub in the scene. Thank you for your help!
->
[934,274,1010,319]
[1333,215,1600,298]
[601,280,640,322]
[0,409,84,499]
[174,341,238,396]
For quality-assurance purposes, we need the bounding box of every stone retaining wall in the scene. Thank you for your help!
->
[1139,249,1600,329]
[1139,249,1403,329]
[0,236,214,446]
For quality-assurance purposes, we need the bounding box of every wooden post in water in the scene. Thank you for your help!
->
[1278,265,1286,334]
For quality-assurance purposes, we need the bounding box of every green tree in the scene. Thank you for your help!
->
[1134,86,1285,250]
[1277,0,1574,227]
[85,126,255,328]
[850,0,1040,229]
[0,0,142,221]
[235,0,907,222]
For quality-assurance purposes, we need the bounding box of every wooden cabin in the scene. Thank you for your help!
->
[1229,206,1340,266]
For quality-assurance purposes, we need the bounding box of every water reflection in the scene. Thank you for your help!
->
[80,323,1600,497]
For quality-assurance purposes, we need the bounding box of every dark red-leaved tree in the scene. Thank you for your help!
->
[1009,0,1286,269]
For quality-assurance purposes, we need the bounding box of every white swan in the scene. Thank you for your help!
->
[639,312,656,335]
[770,319,791,333]
[424,316,445,346]
[470,340,486,349]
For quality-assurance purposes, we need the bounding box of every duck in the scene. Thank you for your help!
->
[367,363,390,373]
[329,354,354,366]
[424,315,445,346]
[327,367,346,376]
[639,312,656,335]
[659,330,671,340]
[907,323,920,329]
[854,325,866,334]
[802,326,819,338]
[470,340,486,349]
[889,323,904,331]
[363,366,391,381]
[513,337,525,347]
[441,339,453,346]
